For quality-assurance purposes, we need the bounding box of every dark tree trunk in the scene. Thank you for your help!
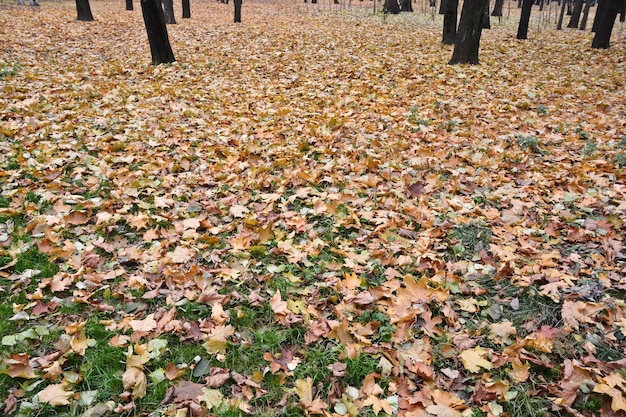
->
[442,0,458,44]
[439,0,445,14]
[591,0,624,47]
[620,0,626,22]
[557,0,567,28]
[592,0,605,31]
[141,0,176,65]
[567,0,572,15]
[579,0,592,29]
[400,0,413,12]
[162,0,176,24]
[516,0,533,39]
[76,0,94,21]
[567,0,584,27]
[182,0,190,18]
[482,0,491,28]
[491,0,504,16]
[449,0,487,64]
[234,0,242,22]
[126,0,133,10]
[311,0,317,4]
[383,0,400,13]
[518,0,522,8]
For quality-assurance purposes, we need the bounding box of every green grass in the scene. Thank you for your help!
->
[447,221,492,261]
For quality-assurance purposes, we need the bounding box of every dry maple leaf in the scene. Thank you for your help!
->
[38,383,75,406]
[128,314,158,333]
[166,246,194,264]
[2,353,37,379]
[459,347,493,373]
[122,367,147,398]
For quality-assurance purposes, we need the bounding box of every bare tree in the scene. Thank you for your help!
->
[449,0,488,64]
[141,0,176,65]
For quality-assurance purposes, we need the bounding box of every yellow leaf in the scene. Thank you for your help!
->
[593,384,626,412]
[128,314,157,333]
[198,388,223,410]
[38,383,74,406]
[460,347,493,373]
[122,367,147,398]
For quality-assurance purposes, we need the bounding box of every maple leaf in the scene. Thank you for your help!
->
[2,353,37,379]
[295,378,327,415]
[128,313,158,333]
[198,388,223,410]
[122,367,147,398]
[425,404,463,417]
[460,347,493,373]
[38,383,74,406]
[593,383,626,412]
[166,246,194,264]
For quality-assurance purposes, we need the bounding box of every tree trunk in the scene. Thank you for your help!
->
[439,0,445,14]
[182,0,190,18]
[162,0,176,24]
[400,0,413,12]
[516,0,533,39]
[567,0,572,15]
[620,0,626,22]
[567,0,584,27]
[383,0,400,13]
[126,0,133,10]
[141,0,176,65]
[449,0,487,64]
[482,0,491,28]
[591,0,624,48]
[557,0,567,29]
[76,0,95,21]
[442,0,458,44]
[234,0,242,22]
[592,0,605,31]
[491,0,504,16]
[579,0,592,29]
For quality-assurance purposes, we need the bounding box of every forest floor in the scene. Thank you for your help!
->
[1,0,626,416]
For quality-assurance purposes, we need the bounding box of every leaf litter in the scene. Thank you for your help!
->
[1,0,626,416]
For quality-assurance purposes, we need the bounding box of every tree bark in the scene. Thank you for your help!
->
[141,0,176,65]
[400,0,413,12]
[482,0,491,28]
[620,0,626,22]
[439,0,445,14]
[591,0,624,48]
[579,0,592,29]
[567,0,584,27]
[76,0,95,21]
[126,0,133,10]
[234,0,242,22]
[516,0,533,39]
[592,0,605,31]
[449,0,487,64]
[491,0,504,16]
[383,0,400,13]
[556,0,567,29]
[442,0,458,44]
[162,0,176,24]
[182,0,190,18]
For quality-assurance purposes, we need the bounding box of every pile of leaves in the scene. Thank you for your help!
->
[1,0,626,416]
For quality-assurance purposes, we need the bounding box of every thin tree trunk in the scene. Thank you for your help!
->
[591,0,624,47]
[141,0,176,65]
[567,0,583,27]
[620,0,626,22]
[491,0,504,16]
[449,0,487,64]
[76,0,94,21]
[234,0,242,22]
[557,0,567,28]
[482,0,491,28]
[442,0,458,44]
[162,0,176,24]
[126,0,133,10]
[400,0,413,12]
[182,0,190,18]
[579,0,592,29]
[439,0,445,14]
[516,0,533,38]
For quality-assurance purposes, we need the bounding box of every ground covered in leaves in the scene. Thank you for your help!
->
[1,0,626,416]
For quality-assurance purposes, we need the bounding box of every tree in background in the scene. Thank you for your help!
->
[162,0,176,24]
[442,0,458,44]
[449,0,487,64]
[579,0,592,30]
[383,0,400,14]
[400,0,413,12]
[182,0,190,18]
[516,0,533,39]
[126,0,133,10]
[76,0,94,21]
[234,0,242,22]
[491,0,505,16]
[591,0,626,48]
[141,0,176,65]
[567,0,584,28]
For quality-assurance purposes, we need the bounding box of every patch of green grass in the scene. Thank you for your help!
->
[343,353,379,388]
[14,246,59,279]
[0,195,10,208]
[517,135,547,155]
[447,222,492,261]
[611,153,626,168]
[502,388,551,417]
[0,60,21,78]
[294,343,340,392]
